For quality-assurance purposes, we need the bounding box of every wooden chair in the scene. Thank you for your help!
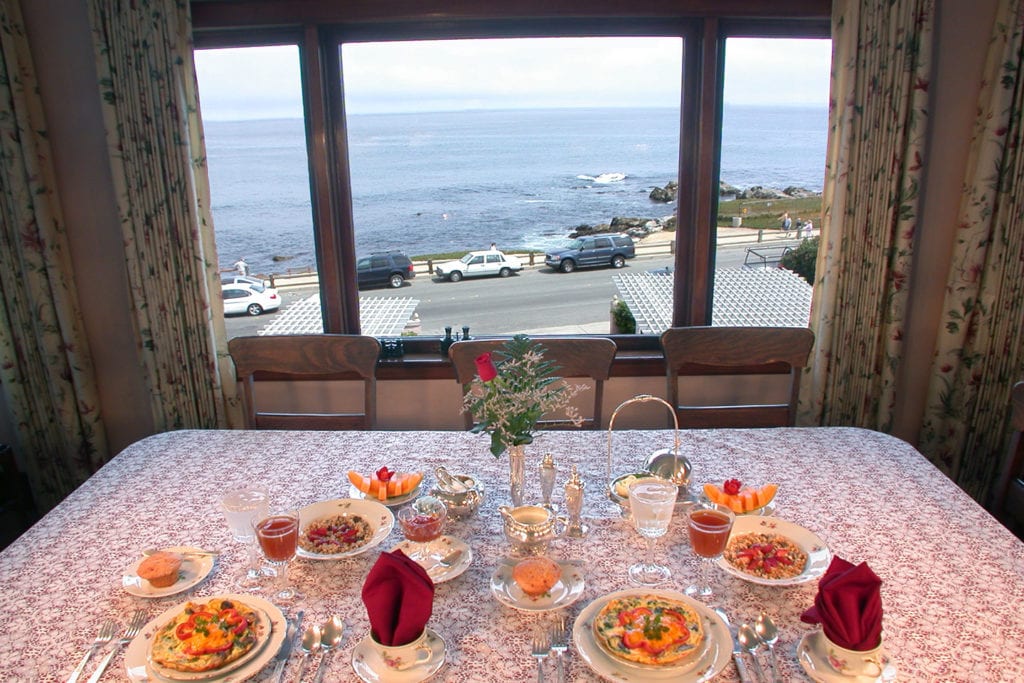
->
[449,337,617,430]
[660,326,814,428]
[228,334,381,429]
[992,382,1024,536]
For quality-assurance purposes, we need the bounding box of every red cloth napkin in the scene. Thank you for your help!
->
[362,549,434,646]
[801,556,883,651]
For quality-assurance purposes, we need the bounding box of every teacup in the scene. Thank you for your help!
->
[822,633,888,678]
[371,629,435,671]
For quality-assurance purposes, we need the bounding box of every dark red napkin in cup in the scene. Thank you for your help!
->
[801,556,883,651]
[362,549,435,646]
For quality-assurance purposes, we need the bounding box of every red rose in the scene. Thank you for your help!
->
[475,352,498,382]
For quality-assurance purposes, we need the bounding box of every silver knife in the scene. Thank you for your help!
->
[272,610,303,683]
[713,607,754,683]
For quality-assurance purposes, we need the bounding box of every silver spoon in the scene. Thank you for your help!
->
[737,623,769,683]
[438,548,463,567]
[295,623,322,683]
[313,617,345,683]
[754,612,780,682]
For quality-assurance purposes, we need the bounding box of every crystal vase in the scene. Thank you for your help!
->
[508,444,526,506]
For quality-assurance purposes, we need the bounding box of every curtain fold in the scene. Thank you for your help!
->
[803,0,934,430]
[87,0,236,431]
[0,0,109,511]
[918,0,1024,502]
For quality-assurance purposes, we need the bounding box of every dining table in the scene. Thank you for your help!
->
[2,426,1024,682]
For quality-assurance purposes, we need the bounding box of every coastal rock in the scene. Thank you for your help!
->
[649,181,677,202]
[783,186,819,198]
[272,255,295,262]
[610,217,647,230]
[720,181,742,196]
[740,185,788,200]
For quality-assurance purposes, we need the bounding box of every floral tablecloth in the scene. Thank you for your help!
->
[1,427,1023,681]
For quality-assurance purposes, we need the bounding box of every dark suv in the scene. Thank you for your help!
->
[544,233,636,273]
[357,252,416,289]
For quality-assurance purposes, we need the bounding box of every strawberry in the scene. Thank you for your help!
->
[375,466,394,482]
[723,478,742,495]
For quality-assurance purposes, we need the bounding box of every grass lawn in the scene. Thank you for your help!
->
[717,195,823,230]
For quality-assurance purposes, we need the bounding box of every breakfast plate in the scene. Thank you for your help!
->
[296,498,394,560]
[349,482,422,508]
[717,515,832,586]
[124,594,286,682]
[122,546,215,598]
[351,627,446,682]
[490,558,585,612]
[797,630,896,682]
[391,535,472,583]
[572,588,730,681]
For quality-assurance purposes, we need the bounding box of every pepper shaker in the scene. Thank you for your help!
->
[539,453,556,510]
[564,465,588,537]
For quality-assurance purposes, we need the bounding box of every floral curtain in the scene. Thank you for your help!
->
[0,0,109,511]
[918,0,1024,502]
[803,0,934,429]
[86,0,239,431]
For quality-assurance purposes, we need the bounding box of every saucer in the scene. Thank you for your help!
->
[797,631,897,682]
[391,536,472,583]
[490,559,585,612]
[351,628,446,682]
[122,546,215,598]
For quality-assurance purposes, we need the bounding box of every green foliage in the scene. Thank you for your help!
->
[780,236,820,285]
[612,298,637,334]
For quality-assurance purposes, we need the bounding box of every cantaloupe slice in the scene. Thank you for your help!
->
[703,481,778,513]
[347,470,423,501]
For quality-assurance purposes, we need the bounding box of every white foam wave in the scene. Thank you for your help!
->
[576,172,627,184]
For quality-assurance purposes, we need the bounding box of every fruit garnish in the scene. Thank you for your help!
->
[703,482,778,513]
[723,478,742,495]
[375,466,394,482]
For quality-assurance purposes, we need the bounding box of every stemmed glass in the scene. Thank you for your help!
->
[397,496,447,563]
[220,486,269,588]
[685,502,735,598]
[253,510,301,602]
[626,478,678,585]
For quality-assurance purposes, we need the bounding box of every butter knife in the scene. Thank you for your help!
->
[272,610,303,683]
[713,607,753,683]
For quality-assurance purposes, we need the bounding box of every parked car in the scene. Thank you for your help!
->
[222,282,280,316]
[435,250,523,282]
[357,251,416,289]
[221,274,270,288]
[544,233,636,273]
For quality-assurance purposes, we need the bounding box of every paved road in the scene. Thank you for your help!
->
[224,243,773,338]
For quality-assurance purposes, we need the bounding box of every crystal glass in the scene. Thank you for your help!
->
[253,510,300,602]
[220,486,269,588]
[627,478,678,585]
[685,502,735,598]
[397,496,447,562]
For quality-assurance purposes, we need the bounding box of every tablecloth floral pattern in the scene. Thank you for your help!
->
[1,427,1023,681]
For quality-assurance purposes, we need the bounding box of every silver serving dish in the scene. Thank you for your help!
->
[430,468,484,518]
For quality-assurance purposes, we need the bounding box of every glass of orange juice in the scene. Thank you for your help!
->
[685,502,735,598]
[253,510,300,602]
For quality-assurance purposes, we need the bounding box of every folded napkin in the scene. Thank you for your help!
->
[801,556,883,651]
[362,549,435,646]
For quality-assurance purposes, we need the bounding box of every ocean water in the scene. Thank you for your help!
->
[204,106,826,274]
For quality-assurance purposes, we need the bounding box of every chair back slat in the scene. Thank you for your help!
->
[449,337,616,430]
[228,334,380,430]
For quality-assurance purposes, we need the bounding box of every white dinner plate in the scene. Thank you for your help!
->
[717,515,832,586]
[572,588,730,682]
[490,558,585,612]
[296,498,394,560]
[124,593,286,682]
[351,628,446,682]
[391,535,472,583]
[797,630,896,682]
[349,482,422,508]
[122,546,215,598]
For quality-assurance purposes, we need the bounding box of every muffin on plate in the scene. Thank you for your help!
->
[137,551,183,588]
[512,556,561,596]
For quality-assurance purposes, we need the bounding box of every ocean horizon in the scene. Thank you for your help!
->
[204,105,827,274]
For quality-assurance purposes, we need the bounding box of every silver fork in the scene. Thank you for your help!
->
[549,616,568,683]
[86,610,148,683]
[67,619,117,683]
[531,628,550,683]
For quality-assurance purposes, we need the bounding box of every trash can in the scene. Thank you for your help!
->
[731,216,743,227]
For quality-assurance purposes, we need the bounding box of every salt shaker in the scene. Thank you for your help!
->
[564,465,588,537]
[539,453,556,509]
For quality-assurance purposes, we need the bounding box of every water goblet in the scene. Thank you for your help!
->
[626,478,678,585]
[685,502,735,598]
[397,496,447,563]
[253,510,301,602]
[220,486,269,588]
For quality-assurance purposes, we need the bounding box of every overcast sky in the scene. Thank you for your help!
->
[194,37,831,121]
